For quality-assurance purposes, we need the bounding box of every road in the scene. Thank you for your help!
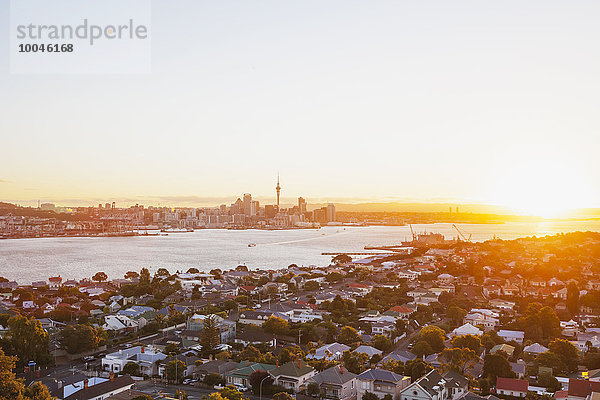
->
[134,381,270,400]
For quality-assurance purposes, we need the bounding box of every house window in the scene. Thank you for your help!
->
[361,382,369,389]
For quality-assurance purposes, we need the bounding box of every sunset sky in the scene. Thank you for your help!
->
[1,1,599,216]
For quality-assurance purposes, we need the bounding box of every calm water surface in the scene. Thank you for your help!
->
[1,221,600,283]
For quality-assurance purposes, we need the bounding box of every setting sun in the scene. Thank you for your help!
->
[485,157,594,218]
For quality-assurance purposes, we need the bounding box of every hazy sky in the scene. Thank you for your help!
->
[1,1,599,214]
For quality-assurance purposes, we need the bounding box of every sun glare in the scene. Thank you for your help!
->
[485,159,593,218]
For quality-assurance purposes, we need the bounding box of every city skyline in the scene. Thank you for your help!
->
[1,1,600,218]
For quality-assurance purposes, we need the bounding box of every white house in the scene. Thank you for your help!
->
[101,346,166,376]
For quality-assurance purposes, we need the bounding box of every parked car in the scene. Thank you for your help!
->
[214,384,225,390]
[82,356,94,361]
[234,383,248,392]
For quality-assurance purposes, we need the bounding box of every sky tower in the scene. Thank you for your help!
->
[276,172,281,209]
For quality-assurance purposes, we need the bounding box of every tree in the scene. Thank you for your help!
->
[218,386,248,400]
[0,314,51,368]
[536,351,566,375]
[362,392,379,400]
[249,370,273,395]
[446,306,467,325]
[203,373,225,386]
[304,281,320,291]
[404,359,433,381]
[538,372,561,392]
[440,347,479,374]
[187,268,199,274]
[342,350,369,374]
[92,272,108,282]
[337,326,361,346]
[332,254,352,265]
[0,348,53,400]
[200,315,221,356]
[124,271,139,280]
[236,265,249,272]
[481,330,503,352]
[418,325,446,353]
[372,335,393,352]
[451,334,482,353]
[412,341,434,358]
[307,382,320,397]
[325,272,343,283]
[482,354,515,381]
[566,282,579,315]
[263,317,289,335]
[60,324,104,354]
[278,346,304,364]
[165,360,186,383]
[548,338,580,373]
[273,393,294,400]
[207,394,227,400]
[123,362,140,376]
[174,390,189,400]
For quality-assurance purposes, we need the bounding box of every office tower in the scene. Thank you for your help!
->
[326,203,336,222]
[243,193,252,216]
[298,197,307,214]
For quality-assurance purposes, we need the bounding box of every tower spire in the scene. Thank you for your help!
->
[276,172,281,209]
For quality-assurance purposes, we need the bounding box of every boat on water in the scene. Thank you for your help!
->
[248,243,256,247]
[160,228,194,233]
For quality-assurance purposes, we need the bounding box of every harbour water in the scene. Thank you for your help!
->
[1,220,600,284]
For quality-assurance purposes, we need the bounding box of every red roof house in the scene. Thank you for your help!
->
[496,377,528,397]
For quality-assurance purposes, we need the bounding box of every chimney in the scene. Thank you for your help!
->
[57,380,63,389]
[246,360,249,366]
[84,379,89,390]
[110,372,114,381]
[141,346,145,353]
[24,366,30,373]
[297,356,301,369]
[339,365,344,374]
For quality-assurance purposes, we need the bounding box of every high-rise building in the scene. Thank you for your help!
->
[326,203,336,222]
[243,193,252,215]
[298,197,307,214]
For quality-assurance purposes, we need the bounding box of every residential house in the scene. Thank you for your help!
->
[358,368,410,400]
[566,379,600,400]
[270,360,316,392]
[495,377,528,397]
[497,330,525,345]
[225,362,276,388]
[449,323,482,338]
[101,346,166,376]
[399,370,448,400]
[443,370,469,400]
[193,359,239,380]
[63,375,135,400]
[186,314,236,342]
[355,345,383,359]
[307,343,350,361]
[309,365,357,400]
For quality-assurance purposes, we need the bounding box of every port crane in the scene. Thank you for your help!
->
[452,224,472,242]
[409,224,417,242]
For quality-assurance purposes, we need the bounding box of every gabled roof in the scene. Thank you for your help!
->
[413,370,447,395]
[270,360,314,378]
[311,366,357,385]
[357,368,406,383]
[523,343,549,354]
[64,375,134,400]
[355,345,382,357]
[568,379,600,398]
[496,377,528,393]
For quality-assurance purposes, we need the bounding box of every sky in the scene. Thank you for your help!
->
[1,0,599,216]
